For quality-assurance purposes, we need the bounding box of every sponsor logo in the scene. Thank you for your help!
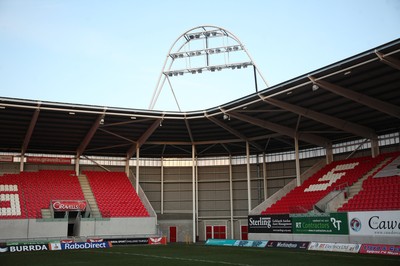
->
[369,215,400,230]
[350,218,362,232]
[50,243,62,251]
[249,217,272,228]
[52,200,87,211]
[360,244,400,256]
[62,242,111,250]
[267,241,309,249]
[0,247,8,253]
[26,156,71,165]
[248,215,292,233]
[88,238,104,243]
[8,244,49,253]
[149,237,167,245]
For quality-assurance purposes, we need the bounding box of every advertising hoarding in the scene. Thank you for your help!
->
[292,213,348,235]
[348,211,400,237]
[248,214,292,233]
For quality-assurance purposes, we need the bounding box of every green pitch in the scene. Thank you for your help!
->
[2,244,400,266]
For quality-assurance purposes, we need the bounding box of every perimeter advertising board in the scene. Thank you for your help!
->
[348,211,400,237]
[359,244,400,256]
[248,215,292,233]
[292,213,348,235]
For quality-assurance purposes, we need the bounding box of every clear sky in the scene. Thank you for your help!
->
[0,0,399,112]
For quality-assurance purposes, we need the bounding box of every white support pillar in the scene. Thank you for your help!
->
[262,152,268,200]
[161,157,164,215]
[195,157,199,238]
[229,155,234,239]
[294,135,301,187]
[20,154,24,172]
[75,156,80,176]
[192,144,196,243]
[371,137,380,158]
[326,143,333,164]
[136,145,140,193]
[125,157,130,177]
[246,142,252,213]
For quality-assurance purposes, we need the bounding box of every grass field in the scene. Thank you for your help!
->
[2,244,400,266]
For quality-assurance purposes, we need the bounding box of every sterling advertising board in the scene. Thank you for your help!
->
[248,215,292,233]
[348,211,400,236]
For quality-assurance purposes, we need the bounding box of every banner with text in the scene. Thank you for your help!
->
[26,156,71,165]
[0,155,13,162]
[292,213,348,235]
[359,244,400,256]
[248,214,292,233]
[52,200,87,212]
[266,240,309,250]
[348,211,400,237]
[308,242,361,253]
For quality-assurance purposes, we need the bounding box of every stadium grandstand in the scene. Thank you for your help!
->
[0,27,399,247]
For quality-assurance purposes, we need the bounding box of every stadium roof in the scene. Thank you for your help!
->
[1,39,399,159]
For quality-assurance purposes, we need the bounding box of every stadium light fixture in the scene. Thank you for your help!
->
[149,25,269,110]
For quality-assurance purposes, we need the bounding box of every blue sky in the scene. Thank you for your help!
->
[0,0,399,112]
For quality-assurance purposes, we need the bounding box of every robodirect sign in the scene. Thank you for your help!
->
[59,242,112,250]
[248,215,292,233]
[292,213,348,235]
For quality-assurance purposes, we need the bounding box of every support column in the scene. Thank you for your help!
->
[75,156,80,176]
[262,152,268,200]
[246,142,252,213]
[136,145,140,193]
[20,154,24,172]
[294,135,301,187]
[371,137,380,158]
[161,157,164,215]
[326,143,333,164]
[125,157,130,177]
[192,144,196,243]
[229,155,234,239]
[195,157,200,239]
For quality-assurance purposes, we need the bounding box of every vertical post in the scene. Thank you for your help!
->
[75,156,80,176]
[136,145,140,193]
[294,135,301,187]
[161,157,164,215]
[253,65,258,92]
[192,144,196,243]
[262,152,268,200]
[125,157,130,177]
[195,157,199,238]
[229,155,234,239]
[326,143,333,164]
[246,142,252,213]
[371,137,380,158]
[20,154,24,172]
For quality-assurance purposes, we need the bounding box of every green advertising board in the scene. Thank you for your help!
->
[292,213,348,235]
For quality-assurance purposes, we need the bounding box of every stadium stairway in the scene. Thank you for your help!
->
[78,175,101,218]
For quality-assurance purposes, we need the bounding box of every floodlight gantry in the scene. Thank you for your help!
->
[149,25,269,111]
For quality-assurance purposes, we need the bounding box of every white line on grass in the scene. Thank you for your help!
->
[90,250,253,266]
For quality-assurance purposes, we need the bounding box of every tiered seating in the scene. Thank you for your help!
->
[83,171,149,218]
[262,156,385,215]
[0,170,85,219]
[339,175,400,211]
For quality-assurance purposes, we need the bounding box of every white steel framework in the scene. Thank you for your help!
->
[149,25,269,111]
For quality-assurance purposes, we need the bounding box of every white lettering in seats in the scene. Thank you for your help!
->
[0,184,21,216]
[304,163,359,192]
